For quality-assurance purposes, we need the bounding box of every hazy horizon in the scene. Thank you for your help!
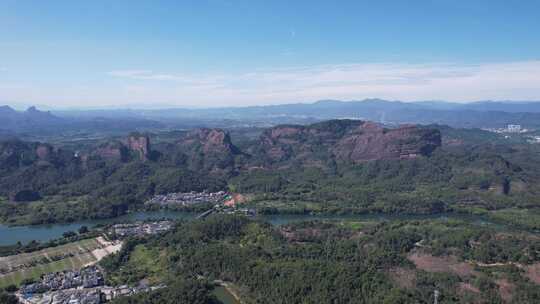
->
[4,97,540,112]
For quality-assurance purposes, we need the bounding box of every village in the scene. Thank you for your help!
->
[144,191,229,207]
[108,221,173,239]
[12,220,175,304]
[5,192,254,304]
[17,265,165,304]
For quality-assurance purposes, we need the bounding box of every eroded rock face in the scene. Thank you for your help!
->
[333,122,441,162]
[255,120,441,165]
[93,142,128,161]
[176,128,240,172]
[0,141,60,169]
[35,144,53,160]
[126,134,151,161]
[183,128,237,154]
[92,134,151,162]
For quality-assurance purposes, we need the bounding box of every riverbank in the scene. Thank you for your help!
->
[1,209,533,247]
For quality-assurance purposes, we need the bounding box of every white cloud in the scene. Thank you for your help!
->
[2,61,540,107]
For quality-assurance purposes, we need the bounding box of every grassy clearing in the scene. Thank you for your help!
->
[0,238,101,288]
[340,221,364,230]
[107,244,168,286]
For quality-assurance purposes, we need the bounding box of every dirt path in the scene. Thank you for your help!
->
[86,238,122,266]
[214,279,243,304]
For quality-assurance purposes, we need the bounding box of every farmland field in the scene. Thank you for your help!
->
[0,238,103,287]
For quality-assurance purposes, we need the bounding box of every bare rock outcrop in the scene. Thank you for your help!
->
[176,128,240,172]
[125,133,151,161]
[333,122,441,162]
[254,120,441,165]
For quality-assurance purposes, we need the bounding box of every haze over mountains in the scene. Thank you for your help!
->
[1,99,540,135]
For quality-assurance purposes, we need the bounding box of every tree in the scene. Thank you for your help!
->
[62,231,77,238]
[78,226,89,234]
[0,292,18,304]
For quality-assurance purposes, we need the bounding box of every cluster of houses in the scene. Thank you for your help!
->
[20,266,103,295]
[18,267,104,304]
[22,288,103,304]
[18,266,165,304]
[108,221,173,238]
[145,191,229,207]
[214,205,256,217]
[11,191,255,304]
[100,283,165,301]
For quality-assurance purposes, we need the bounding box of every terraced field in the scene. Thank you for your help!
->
[0,238,103,287]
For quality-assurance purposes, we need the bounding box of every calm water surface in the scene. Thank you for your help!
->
[0,210,500,246]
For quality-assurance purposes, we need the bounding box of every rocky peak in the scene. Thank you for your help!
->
[184,128,237,154]
[24,106,55,119]
[0,105,16,114]
[93,141,128,161]
[333,122,441,162]
[125,133,151,161]
[35,144,53,160]
[174,128,241,173]
[26,106,38,113]
[254,120,441,165]
[91,134,152,162]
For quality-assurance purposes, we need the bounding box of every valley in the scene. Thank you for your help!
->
[2,106,540,304]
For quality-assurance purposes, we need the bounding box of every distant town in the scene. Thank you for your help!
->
[483,124,529,134]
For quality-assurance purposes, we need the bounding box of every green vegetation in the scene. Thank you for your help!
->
[102,215,540,303]
[110,278,219,304]
[1,123,540,232]
[104,242,168,286]
[232,145,540,219]
[488,209,540,231]
[0,290,18,304]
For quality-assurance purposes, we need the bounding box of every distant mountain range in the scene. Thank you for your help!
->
[2,99,540,134]
[57,99,540,128]
[0,105,164,135]
[0,106,62,130]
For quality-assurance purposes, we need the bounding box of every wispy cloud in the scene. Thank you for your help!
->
[109,70,190,82]
[2,61,540,107]
[103,61,540,105]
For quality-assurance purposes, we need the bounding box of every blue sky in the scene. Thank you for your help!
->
[0,0,539,108]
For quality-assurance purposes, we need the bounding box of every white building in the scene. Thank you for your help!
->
[507,124,522,133]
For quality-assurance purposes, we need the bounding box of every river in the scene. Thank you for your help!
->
[0,210,501,246]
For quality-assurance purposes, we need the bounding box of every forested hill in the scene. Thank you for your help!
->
[0,120,539,227]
